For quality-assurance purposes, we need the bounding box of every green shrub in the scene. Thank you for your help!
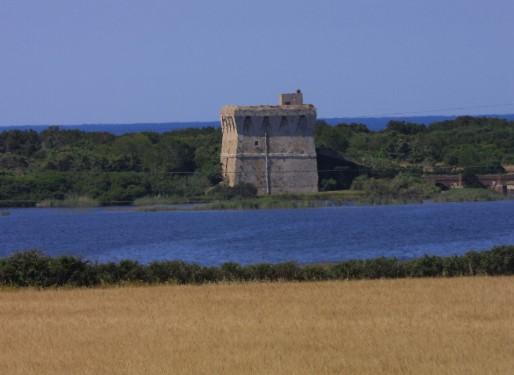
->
[407,255,445,277]
[351,174,439,204]
[48,255,98,286]
[221,262,249,281]
[301,265,331,281]
[0,251,52,287]
[271,262,302,281]
[245,263,276,281]
[0,251,98,287]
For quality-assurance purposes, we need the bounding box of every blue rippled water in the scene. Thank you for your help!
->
[1,201,514,265]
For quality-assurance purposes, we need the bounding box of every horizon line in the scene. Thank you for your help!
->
[1,112,514,128]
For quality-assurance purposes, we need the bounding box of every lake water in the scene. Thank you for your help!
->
[1,201,514,265]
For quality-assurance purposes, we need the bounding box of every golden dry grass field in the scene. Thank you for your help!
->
[0,277,513,375]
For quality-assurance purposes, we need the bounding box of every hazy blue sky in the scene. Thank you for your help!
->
[1,0,513,125]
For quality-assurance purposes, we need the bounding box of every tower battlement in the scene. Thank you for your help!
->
[279,89,304,105]
[220,92,318,194]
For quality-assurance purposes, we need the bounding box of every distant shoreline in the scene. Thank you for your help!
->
[2,113,514,134]
[0,187,510,210]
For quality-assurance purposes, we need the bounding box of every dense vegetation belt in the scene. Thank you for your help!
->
[0,246,512,288]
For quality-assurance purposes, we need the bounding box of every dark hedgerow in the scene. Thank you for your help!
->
[0,246,513,288]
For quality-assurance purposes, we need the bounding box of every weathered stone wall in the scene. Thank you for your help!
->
[220,104,318,194]
[219,114,239,187]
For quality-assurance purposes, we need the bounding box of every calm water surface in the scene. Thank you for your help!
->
[1,201,514,265]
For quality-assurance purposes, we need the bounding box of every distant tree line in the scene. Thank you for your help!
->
[316,116,513,177]
[0,246,512,287]
[0,127,221,205]
[1,116,514,205]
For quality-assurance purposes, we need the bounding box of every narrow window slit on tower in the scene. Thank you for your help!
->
[262,116,270,131]
[244,116,252,132]
[298,115,307,127]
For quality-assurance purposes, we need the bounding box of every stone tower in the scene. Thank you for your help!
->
[220,90,318,195]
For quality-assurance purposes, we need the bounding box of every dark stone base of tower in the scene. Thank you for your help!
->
[220,91,318,195]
